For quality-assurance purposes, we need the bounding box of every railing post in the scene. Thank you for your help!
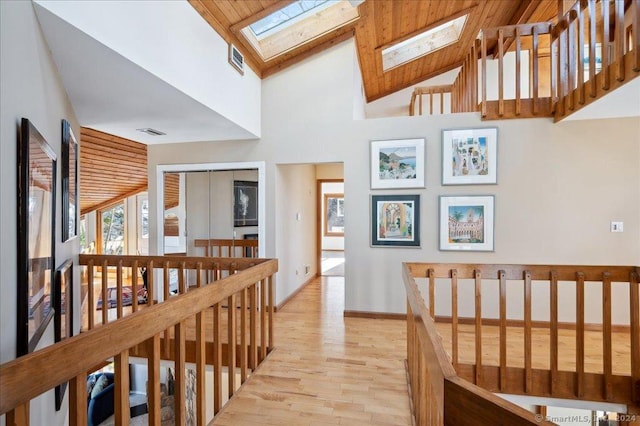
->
[147,335,161,426]
[174,322,186,426]
[213,302,222,414]
[69,373,87,426]
[602,272,613,400]
[550,271,559,395]
[576,272,585,398]
[114,350,130,425]
[524,271,532,394]
[474,269,482,386]
[451,269,459,370]
[499,270,507,391]
[227,293,237,397]
[195,263,206,426]
[87,260,95,330]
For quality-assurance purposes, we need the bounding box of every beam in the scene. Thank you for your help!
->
[81,184,148,216]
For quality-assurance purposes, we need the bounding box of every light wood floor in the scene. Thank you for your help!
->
[211,276,412,426]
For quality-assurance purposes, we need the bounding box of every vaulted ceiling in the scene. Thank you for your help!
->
[190,0,559,102]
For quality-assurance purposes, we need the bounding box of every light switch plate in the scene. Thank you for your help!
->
[610,221,623,232]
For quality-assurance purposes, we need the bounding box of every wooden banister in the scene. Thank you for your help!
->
[404,262,640,424]
[0,256,278,418]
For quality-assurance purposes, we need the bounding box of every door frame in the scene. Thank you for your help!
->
[316,178,344,276]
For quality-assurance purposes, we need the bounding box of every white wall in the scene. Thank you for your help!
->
[275,165,318,302]
[34,0,261,138]
[0,1,80,423]
[148,39,639,316]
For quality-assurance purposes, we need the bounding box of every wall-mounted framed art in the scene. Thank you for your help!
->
[61,119,78,242]
[233,180,258,227]
[439,195,494,252]
[17,118,57,356]
[370,138,425,189]
[54,258,73,410]
[442,127,497,185]
[324,193,344,236]
[371,194,420,247]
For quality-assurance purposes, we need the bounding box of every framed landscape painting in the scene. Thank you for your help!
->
[442,128,497,185]
[371,138,425,189]
[371,194,420,247]
[439,195,494,251]
[62,119,78,242]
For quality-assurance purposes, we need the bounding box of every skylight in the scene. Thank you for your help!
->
[250,1,333,38]
[241,0,359,61]
[382,14,469,72]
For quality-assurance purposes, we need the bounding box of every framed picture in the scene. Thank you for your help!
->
[62,119,78,242]
[371,194,420,247]
[370,138,425,189]
[233,180,258,227]
[442,127,497,185]
[17,118,57,356]
[324,193,344,236]
[55,259,73,410]
[439,195,494,251]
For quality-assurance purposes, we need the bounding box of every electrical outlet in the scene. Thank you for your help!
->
[610,221,623,232]
[305,265,310,275]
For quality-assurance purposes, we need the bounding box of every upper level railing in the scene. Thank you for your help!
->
[410,0,640,121]
[403,262,640,425]
[1,254,278,425]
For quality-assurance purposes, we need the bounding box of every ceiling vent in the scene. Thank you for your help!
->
[136,128,166,136]
[229,43,245,75]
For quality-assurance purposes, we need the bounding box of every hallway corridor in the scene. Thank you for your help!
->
[212,276,411,425]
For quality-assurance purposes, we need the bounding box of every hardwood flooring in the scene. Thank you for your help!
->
[211,276,412,426]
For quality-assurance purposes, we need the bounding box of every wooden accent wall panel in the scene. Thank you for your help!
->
[80,128,147,215]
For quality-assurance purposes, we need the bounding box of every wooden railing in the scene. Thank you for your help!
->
[409,85,452,116]
[404,262,640,425]
[193,238,259,259]
[409,0,640,121]
[1,254,278,425]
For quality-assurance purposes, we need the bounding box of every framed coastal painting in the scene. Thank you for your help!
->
[233,180,258,227]
[371,194,420,247]
[62,119,78,242]
[371,138,425,189]
[17,118,57,356]
[442,128,497,185]
[439,195,494,251]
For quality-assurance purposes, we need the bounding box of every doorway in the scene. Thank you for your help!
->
[318,179,344,276]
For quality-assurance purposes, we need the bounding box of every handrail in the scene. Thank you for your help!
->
[404,262,640,424]
[403,262,553,425]
[1,255,278,424]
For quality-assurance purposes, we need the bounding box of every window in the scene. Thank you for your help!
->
[101,203,125,255]
[382,14,468,71]
[240,0,359,61]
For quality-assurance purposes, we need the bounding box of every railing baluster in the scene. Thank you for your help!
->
[179,261,186,293]
[615,0,625,81]
[568,10,576,110]
[428,268,435,319]
[440,88,444,114]
[475,269,482,385]
[588,0,597,97]
[114,349,130,425]
[577,4,585,105]
[69,373,87,426]
[635,0,640,71]
[419,92,423,116]
[499,270,507,391]
[524,271,532,393]
[174,321,186,426]
[147,335,161,426]
[429,87,433,115]
[147,260,154,306]
[602,0,610,90]
[533,27,540,114]
[515,28,521,116]
[240,287,248,383]
[101,260,108,325]
[551,35,557,112]
[498,29,504,117]
[451,269,459,370]
[88,259,95,330]
[481,32,487,117]
[213,302,222,414]
[196,262,207,426]
[550,271,559,395]
[631,271,640,404]
[249,283,258,370]
[116,259,123,319]
[228,293,237,397]
[195,263,206,426]
[132,260,138,313]
[163,262,171,358]
[260,279,267,361]
[602,272,612,400]
[268,274,275,351]
[576,272,585,398]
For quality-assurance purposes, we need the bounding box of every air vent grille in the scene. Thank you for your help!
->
[229,44,244,75]
[136,128,166,136]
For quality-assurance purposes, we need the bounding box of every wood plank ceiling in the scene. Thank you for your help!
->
[80,128,148,215]
[190,0,559,102]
